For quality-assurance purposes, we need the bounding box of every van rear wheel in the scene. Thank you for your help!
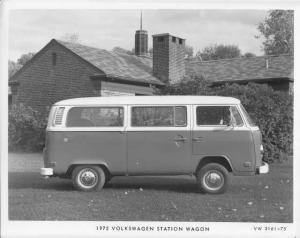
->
[196,163,228,194]
[72,165,105,192]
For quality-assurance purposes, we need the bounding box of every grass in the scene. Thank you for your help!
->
[8,153,293,222]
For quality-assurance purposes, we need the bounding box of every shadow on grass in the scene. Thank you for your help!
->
[8,172,202,193]
[106,176,202,194]
[9,172,73,191]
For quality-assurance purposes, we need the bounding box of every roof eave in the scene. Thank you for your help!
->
[91,73,165,87]
[210,77,293,85]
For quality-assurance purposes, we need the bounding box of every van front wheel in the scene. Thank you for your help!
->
[196,163,228,194]
[72,165,105,192]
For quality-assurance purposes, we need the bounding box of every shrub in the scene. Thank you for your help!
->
[156,78,293,163]
[9,104,47,152]
[212,83,293,163]
[157,75,211,95]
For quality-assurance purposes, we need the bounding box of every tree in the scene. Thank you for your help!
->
[257,10,294,55]
[60,33,80,43]
[8,60,22,78]
[185,45,194,59]
[243,52,256,58]
[196,44,241,61]
[156,75,210,95]
[17,52,35,66]
[9,52,35,78]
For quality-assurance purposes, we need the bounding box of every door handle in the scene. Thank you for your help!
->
[192,137,204,142]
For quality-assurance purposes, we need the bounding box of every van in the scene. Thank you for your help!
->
[40,96,268,194]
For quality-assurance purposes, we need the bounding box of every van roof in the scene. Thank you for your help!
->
[54,96,241,106]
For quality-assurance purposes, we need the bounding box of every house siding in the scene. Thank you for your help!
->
[10,41,155,118]
[12,42,101,117]
[101,81,154,96]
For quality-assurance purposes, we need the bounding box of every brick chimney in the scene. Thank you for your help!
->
[152,33,185,84]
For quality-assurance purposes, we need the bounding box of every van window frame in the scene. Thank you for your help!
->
[240,104,256,127]
[49,105,127,131]
[193,104,246,129]
[130,105,187,128]
[127,105,191,131]
[66,106,125,128]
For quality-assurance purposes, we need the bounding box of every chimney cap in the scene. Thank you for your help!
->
[136,29,148,33]
[152,33,186,40]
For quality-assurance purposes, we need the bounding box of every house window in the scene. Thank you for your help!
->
[179,39,183,45]
[52,53,57,66]
[172,37,176,43]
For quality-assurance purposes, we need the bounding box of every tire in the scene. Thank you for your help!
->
[103,176,112,188]
[72,165,106,192]
[196,163,229,194]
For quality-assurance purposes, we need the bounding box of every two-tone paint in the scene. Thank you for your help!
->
[41,96,268,180]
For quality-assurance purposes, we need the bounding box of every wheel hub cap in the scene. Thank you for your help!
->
[80,170,97,187]
[204,172,223,189]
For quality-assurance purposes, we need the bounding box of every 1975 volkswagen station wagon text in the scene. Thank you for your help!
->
[40,96,269,194]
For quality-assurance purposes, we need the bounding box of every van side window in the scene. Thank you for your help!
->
[131,106,187,127]
[230,106,243,126]
[196,106,243,126]
[67,107,123,127]
[175,106,187,126]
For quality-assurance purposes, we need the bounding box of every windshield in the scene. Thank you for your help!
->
[240,104,256,126]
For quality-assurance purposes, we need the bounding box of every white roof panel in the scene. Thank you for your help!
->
[55,96,240,106]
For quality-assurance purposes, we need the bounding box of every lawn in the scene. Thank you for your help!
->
[8,153,293,222]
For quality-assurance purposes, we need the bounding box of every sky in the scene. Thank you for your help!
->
[8,9,268,61]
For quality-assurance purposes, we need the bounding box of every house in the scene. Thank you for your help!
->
[9,16,293,118]
[9,16,186,117]
[186,54,294,93]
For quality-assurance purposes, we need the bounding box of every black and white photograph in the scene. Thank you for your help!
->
[0,0,298,237]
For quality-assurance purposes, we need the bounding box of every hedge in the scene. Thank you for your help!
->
[9,104,47,152]
[158,78,293,163]
[9,80,293,163]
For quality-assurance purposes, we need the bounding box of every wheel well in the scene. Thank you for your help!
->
[196,156,233,174]
[66,164,111,179]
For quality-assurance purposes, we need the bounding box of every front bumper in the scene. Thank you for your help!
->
[40,167,53,176]
[258,162,269,174]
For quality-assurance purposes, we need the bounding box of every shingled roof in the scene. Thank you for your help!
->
[10,39,293,87]
[186,54,294,83]
[57,40,164,86]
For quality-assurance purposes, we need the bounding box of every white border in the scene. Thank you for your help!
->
[1,1,299,238]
